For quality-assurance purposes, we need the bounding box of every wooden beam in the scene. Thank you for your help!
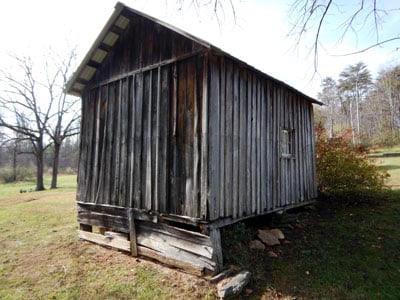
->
[87,60,102,69]
[209,228,223,273]
[76,78,90,85]
[87,49,209,91]
[128,209,138,256]
[98,42,113,53]
[110,24,124,35]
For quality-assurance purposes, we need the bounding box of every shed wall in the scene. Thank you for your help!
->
[78,56,205,218]
[77,52,318,223]
[206,55,317,221]
[90,13,206,86]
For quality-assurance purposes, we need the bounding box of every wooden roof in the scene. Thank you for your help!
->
[66,2,322,105]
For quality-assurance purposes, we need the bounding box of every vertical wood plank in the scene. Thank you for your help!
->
[145,71,153,210]
[94,87,106,204]
[246,74,252,214]
[114,81,122,206]
[129,75,136,207]
[310,104,318,198]
[266,81,273,210]
[77,96,86,203]
[159,66,170,213]
[208,55,221,220]
[251,75,257,214]
[209,228,223,273]
[151,70,159,211]
[260,80,267,212]
[106,85,113,205]
[232,65,240,218]
[256,77,262,214]
[224,60,233,218]
[84,91,95,203]
[119,78,129,207]
[272,84,278,209]
[200,54,209,220]
[220,60,234,216]
[219,58,226,218]
[169,63,179,214]
[177,61,187,215]
[192,59,200,218]
[238,69,247,217]
[133,73,144,208]
[92,89,101,204]
[154,67,161,212]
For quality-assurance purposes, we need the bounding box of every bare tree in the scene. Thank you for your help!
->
[0,56,51,190]
[0,50,79,190]
[176,0,237,25]
[288,0,400,71]
[44,50,80,189]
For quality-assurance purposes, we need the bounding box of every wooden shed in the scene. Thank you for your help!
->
[66,2,322,274]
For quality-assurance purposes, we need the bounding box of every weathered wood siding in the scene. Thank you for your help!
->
[77,45,317,223]
[206,55,317,221]
[78,56,205,218]
[90,12,206,86]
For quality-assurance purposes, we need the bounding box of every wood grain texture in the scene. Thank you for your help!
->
[77,51,318,223]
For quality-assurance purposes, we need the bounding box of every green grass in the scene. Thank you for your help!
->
[222,191,400,299]
[367,144,400,188]
[0,174,77,198]
[0,175,211,299]
[375,156,400,188]
[221,144,400,299]
[1,145,399,300]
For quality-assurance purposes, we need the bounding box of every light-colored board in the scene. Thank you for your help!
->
[78,230,130,252]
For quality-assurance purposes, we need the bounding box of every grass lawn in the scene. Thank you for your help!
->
[375,155,400,188]
[0,175,212,299]
[221,190,400,299]
[1,151,399,299]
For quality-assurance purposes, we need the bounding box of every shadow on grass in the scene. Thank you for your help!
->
[221,190,400,299]
[378,165,400,171]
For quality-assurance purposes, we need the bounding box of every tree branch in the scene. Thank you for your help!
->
[330,37,400,56]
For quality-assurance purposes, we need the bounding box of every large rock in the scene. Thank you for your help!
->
[257,229,280,246]
[249,239,266,250]
[210,269,235,284]
[217,270,252,299]
[270,228,285,240]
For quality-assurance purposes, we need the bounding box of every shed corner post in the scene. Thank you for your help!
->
[210,227,223,273]
[128,208,138,256]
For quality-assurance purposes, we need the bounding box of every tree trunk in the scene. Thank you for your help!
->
[51,142,61,189]
[35,139,45,191]
[329,104,334,138]
[349,100,356,146]
[12,144,17,182]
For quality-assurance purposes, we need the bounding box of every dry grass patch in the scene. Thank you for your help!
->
[0,177,214,299]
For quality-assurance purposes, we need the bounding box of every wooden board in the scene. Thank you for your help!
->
[77,215,221,275]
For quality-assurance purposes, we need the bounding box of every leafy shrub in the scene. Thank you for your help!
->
[315,124,389,196]
[0,167,35,183]
[0,168,17,183]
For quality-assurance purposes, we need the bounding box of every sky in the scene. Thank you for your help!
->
[0,0,399,98]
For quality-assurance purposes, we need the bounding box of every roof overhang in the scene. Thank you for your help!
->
[65,2,216,97]
[66,2,322,105]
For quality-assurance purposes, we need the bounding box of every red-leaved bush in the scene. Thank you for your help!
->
[315,124,389,194]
